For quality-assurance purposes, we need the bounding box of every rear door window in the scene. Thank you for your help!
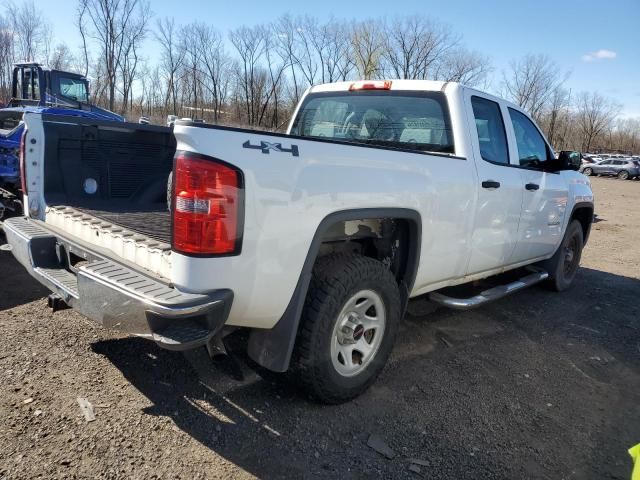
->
[291,91,454,154]
[470,96,509,165]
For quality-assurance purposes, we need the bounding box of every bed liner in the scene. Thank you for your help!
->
[73,205,171,244]
[44,205,172,279]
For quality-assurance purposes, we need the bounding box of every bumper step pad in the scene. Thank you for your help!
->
[3,216,232,351]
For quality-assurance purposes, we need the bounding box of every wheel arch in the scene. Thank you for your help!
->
[570,202,594,245]
[247,208,422,372]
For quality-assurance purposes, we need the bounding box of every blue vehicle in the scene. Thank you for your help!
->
[0,63,123,219]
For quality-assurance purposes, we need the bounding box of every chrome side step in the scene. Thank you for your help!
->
[429,268,549,310]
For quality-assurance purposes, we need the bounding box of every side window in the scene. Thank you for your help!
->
[32,68,40,100]
[14,69,23,99]
[470,96,509,165]
[508,108,550,168]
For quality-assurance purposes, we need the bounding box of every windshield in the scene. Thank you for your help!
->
[290,91,454,154]
[58,76,89,103]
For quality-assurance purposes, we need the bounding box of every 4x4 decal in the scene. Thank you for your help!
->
[243,140,299,157]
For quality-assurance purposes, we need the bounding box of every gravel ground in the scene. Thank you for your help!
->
[1,176,639,480]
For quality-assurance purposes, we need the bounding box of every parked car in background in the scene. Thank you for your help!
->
[581,154,600,164]
[580,158,640,179]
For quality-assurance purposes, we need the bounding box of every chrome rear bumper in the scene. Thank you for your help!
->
[3,216,232,351]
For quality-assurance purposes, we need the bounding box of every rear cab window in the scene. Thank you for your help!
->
[470,96,510,165]
[290,91,454,154]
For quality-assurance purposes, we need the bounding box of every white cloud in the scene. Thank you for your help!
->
[582,49,617,62]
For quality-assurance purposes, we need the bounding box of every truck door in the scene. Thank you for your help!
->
[505,107,569,264]
[465,94,524,275]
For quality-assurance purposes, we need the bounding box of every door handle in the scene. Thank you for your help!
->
[481,180,501,189]
[525,183,540,191]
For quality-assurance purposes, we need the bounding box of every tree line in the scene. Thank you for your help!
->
[0,0,637,154]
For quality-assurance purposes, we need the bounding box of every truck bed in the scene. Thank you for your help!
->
[74,203,171,244]
[44,204,172,279]
[35,113,175,248]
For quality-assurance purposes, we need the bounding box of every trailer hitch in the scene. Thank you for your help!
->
[47,293,70,312]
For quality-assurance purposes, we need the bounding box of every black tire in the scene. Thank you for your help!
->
[618,170,630,180]
[292,254,401,404]
[541,220,584,292]
[583,167,593,176]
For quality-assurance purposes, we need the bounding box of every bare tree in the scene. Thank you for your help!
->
[229,25,266,125]
[274,15,303,105]
[260,24,290,127]
[576,91,620,152]
[323,19,355,82]
[196,24,230,122]
[502,54,568,121]
[612,118,640,153]
[118,8,148,114]
[155,17,184,116]
[5,0,49,62]
[0,14,14,103]
[351,19,384,79]
[382,17,458,80]
[180,23,204,116]
[20,7,621,148]
[78,0,150,111]
[540,86,570,148]
[48,43,75,71]
[118,38,140,113]
[432,48,491,86]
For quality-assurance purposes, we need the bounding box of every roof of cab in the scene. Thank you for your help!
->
[308,79,451,93]
[14,62,86,78]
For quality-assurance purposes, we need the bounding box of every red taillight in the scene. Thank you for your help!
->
[349,80,392,91]
[172,152,243,255]
[19,129,27,193]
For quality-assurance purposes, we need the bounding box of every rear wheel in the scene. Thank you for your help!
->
[583,167,593,176]
[618,170,630,180]
[541,220,584,292]
[293,254,401,404]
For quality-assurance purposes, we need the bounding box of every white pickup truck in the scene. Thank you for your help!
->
[4,79,593,403]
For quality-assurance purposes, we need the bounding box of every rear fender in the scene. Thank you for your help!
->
[247,207,421,372]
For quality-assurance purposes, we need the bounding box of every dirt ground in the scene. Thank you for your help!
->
[0,176,639,480]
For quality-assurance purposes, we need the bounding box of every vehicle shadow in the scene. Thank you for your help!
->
[91,337,346,478]
[0,237,50,311]
[91,266,640,479]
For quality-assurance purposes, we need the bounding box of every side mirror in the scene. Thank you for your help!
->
[557,151,581,171]
[545,151,581,172]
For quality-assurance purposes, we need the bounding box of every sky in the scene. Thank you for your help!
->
[36,0,640,117]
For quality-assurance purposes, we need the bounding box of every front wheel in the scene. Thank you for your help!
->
[618,170,630,180]
[583,167,593,176]
[293,254,401,404]
[541,220,584,292]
